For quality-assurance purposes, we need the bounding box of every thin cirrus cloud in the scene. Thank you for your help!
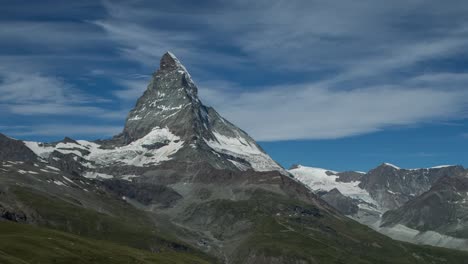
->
[9,125,122,138]
[0,71,116,118]
[198,81,468,141]
[92,0,468,141]
[1,0,468,142]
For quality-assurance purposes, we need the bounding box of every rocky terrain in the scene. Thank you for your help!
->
[1,52,468,263]
[289,163,468,250]
[380,173,468,250]
[360,163,466,210]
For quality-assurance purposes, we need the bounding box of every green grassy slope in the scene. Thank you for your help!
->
[9,186,216,262]
[183,189,468,264]
[7,184,468,264]
[0,221,211,264]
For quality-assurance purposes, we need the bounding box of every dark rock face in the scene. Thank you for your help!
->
[359,164,466,210]
[335,171,364,183]
[320,188,359,215]
[47,151,85,176]
[381,174,468,238]
[62,137,79,144]
[121,52,201,143]
[99,179,182,208]
[0,204,27,222]
[0,134,37,162]
[289,164,301,170]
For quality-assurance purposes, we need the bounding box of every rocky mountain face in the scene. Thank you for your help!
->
[1,53,468,263]
[289,163,468,251]
[23,52,283,184]
[380,173,468,250]
[320,188,359,215]
[117,52,283,174]
[0,134,37,162]
[359,163,466,210]
[288,165,383,226]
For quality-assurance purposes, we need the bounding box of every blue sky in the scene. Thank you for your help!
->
[0,0,467,171]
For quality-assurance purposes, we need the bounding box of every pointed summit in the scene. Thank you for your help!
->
[160,51,187,71]
[117,52,284,172]
[121,52,201,143]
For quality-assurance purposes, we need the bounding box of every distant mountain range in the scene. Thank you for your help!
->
[289,163,468,250]
[1,52,467,263]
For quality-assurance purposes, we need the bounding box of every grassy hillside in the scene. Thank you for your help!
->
[0,221,211,264]
[6,182,468,263]
[8,185,216,262]
[182,189,468,264]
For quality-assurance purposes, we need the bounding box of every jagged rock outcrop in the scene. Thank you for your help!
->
[381,174,468,239]
[0,134,37,162]
[289,163,468,251]
[335,171,365,182]
[359,163,466,210]
[320,188,359,215]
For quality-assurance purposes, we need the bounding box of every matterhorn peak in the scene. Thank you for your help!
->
[160,51,188,71]
[117,52,284,173]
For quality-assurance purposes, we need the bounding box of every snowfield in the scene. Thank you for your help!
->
[25,127,184,167]
[288,165,378,206]
[205,131,284,172]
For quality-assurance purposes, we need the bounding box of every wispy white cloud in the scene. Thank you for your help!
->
[91,0,468,141]
[8,125,122,138]
[0,72,85,103]
[112,79,149,100]
[199,79,468,141]
[0,71,120,119]
[2,0,468,142]
[0,21,106,51]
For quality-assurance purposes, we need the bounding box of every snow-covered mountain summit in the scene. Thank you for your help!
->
[22,52,284,175]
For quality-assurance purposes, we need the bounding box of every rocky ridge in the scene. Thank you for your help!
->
[289,163,468,250]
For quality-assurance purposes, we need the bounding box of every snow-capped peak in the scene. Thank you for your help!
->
[380,163,457,170]
[430,165,455,169]
[165,52,189,71]
[289,165,337,175]
[382,163,401,170]
[160,51,194,81]
[119,52,285,173]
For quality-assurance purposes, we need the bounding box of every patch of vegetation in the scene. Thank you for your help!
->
[0,220,211,264]
[11,186,215,263]
[185,189,468,264]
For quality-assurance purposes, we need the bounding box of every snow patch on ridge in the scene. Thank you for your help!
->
[205,131,283,172]
[24,141,89,158]
[24,127,184,168]
[86,127,184,167]
[380,163,456,170]
[383,163,401,170]
[83,172,114,179]
[430,165,455,169]
[289,165,379,207]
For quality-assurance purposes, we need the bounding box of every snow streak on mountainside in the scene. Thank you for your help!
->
[25,127,184,168]
[289,165,375,204]
[23,52,284,175]
[289,165,382,220]
[289,163,468,251]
